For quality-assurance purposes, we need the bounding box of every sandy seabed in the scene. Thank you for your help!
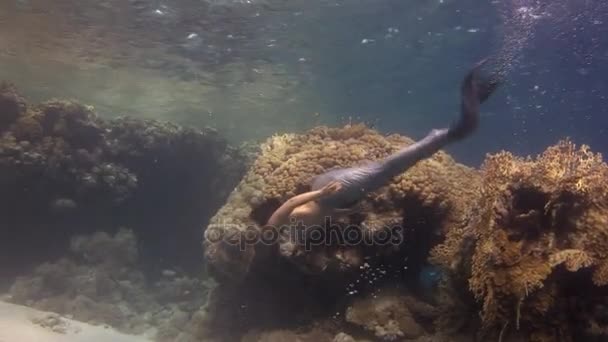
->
[0,301,151,342]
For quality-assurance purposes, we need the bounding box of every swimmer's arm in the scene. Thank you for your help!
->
[265,190,326,227]
[265,181,343,227]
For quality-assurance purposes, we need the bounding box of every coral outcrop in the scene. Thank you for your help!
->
[190,284,443,342]
[201,125,608,341]
[430,139,608,341]
[196,124,481,340]
[8,228,214,340]
[204,123,481,282]
[345,288,439,340]
[0,82,245,280]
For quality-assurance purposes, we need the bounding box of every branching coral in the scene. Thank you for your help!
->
[430,139,608,341]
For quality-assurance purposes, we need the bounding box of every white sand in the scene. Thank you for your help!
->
[0,301,151,342]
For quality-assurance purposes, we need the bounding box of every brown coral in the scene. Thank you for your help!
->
[0,82,26,130]
[430,139,608,341]
[0,83,245,288]
[8,228,213,339]
[199,123,482,341]
[204,123,481,282]
[345,288,439,341]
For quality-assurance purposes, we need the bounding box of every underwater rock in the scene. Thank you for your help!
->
[69,228,138,270]
[346,295,423,340]
[0,83,246,281]
[195,123,479,340]
[0,82,26,130]
[30,312,73,334]
[203,124,481,282]
[430,139,608,341]
[199,125,608,342]
[0,80,241,334]
[332,332,357,342]
[238,139,263,167]
[7,228,212,339]
[241,328,336,342]
[9,229,150,331]
[345,288,439,341]
[210,287,438,341]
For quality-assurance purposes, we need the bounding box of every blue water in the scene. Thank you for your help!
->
[2,0,606,166]
[252,0,608,166]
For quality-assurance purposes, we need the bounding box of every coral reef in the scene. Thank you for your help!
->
[200,125,608,342]
[5,80,608,342]
[8,228,214,340]
[0,83,134,207]
[30,313,75,334]
[345,288,439,340]
[238,139,264,168]
[430,139,608,341]
[0,82,245,281]
[241,327,346,342]
[204,123,481,282]
[187,284,443,342]
[196,123,482,340]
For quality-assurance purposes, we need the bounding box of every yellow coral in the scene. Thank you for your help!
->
[431,139,608,339]
[549,249,594,272]
[592,259,608,286]
[205,123,480,280]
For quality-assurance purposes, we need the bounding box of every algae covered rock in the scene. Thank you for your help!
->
[345,289,436,340]
[0,82,245,281]
[0,82,27,130]
[8,228,214,340]
[0,87,242,214]
[203,123,481,282]
[193,123,484,341]
[200,124,608,342]
[430,139,608,341]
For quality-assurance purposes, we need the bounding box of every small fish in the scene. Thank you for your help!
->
[418,264,443,289]
[50,198,77,214]
[162,269,177,278]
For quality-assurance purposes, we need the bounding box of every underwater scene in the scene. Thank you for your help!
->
[1,0,607,341]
